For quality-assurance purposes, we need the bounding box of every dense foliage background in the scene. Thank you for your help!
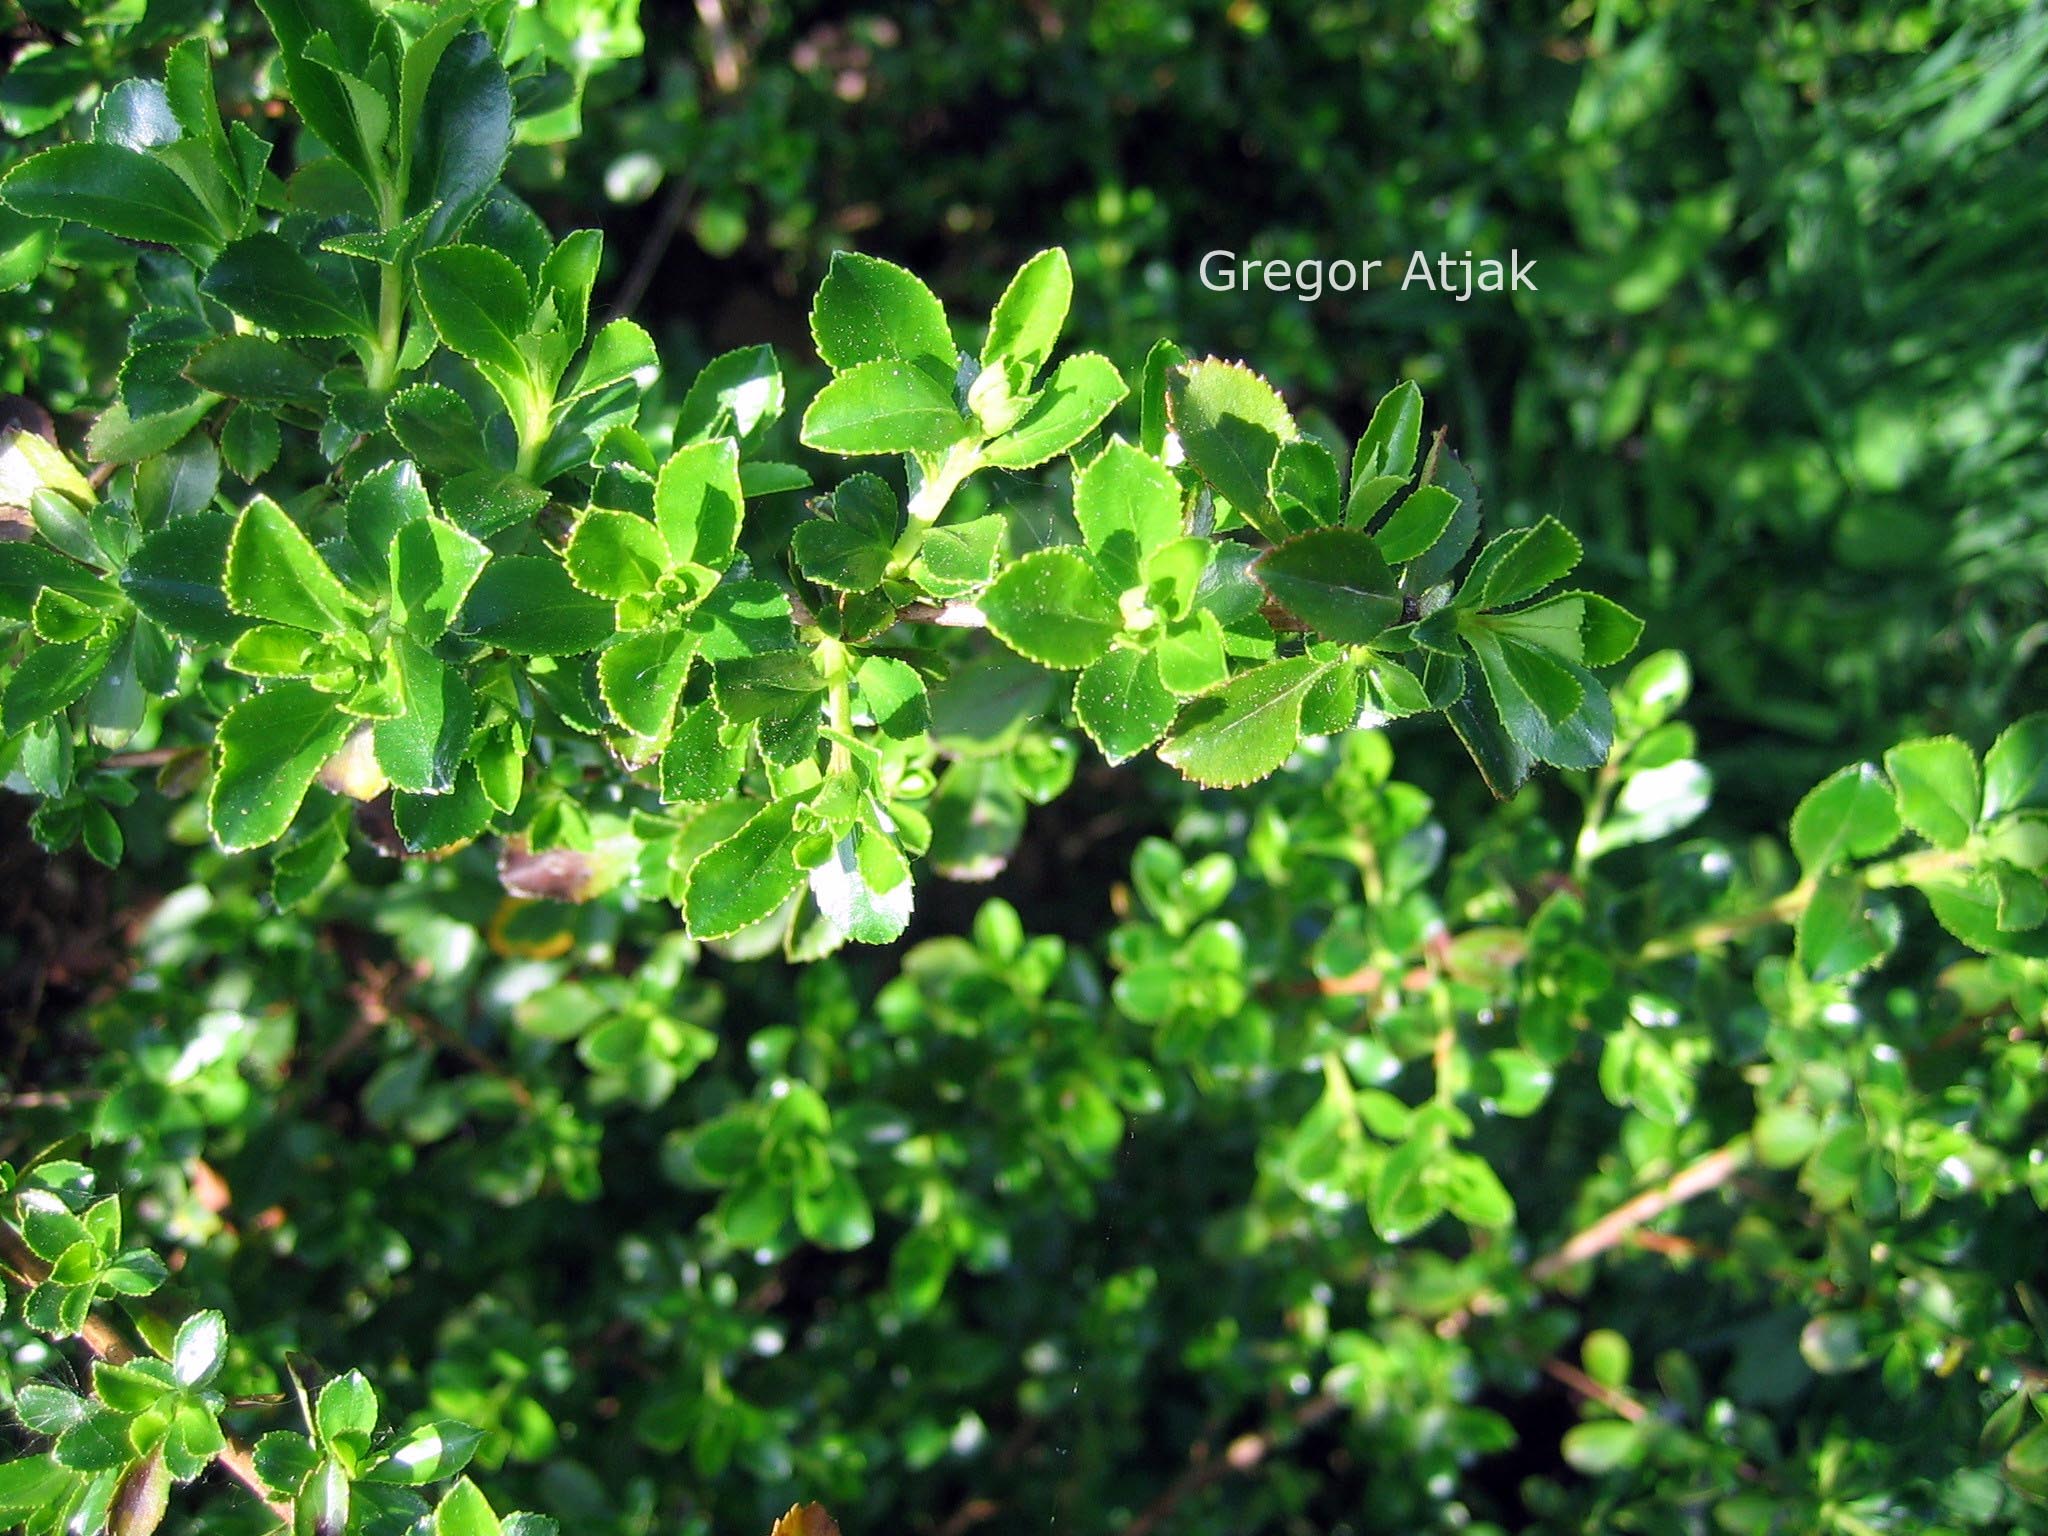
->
[3,2,2045,1534]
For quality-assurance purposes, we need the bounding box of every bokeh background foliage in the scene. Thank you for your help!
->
[3,2,2046,1534]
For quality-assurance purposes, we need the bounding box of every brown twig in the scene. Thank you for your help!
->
[1542,1356,1649,1423]
[1529,1136,1752,1285]
[0,1225,291,1526]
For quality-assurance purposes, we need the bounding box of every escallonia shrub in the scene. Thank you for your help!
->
[4,4,2048,1536]
[0,1,1641,953]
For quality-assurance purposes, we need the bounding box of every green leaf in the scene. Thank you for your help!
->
[1466,516,1582,609]
[414,245,532,380]
[458,557,614,655]
[911,514,1004,598]
[660,700,746,803]
[369,1422,483,1486]
[315,1370,378,1448]
[1165,358,1296,538]
[855,656,928,739]
[1074,438,1182,589]
[406,29,512,249]
[0,143,221,251]
[980,352,1126,470]
[387,385,491,477]
[1347,380,1423,523]
[1984,714,2048,819]
[183,336,324,406]
[598,625,696,740]
[2,639,113,738]
[809,832,913,948]
[793,1158,878,1248]
[1074,648,1178,764]
[1465,629,1612,770]
[1561,1421,1642,1475]
[683,793,813,940]
[170,1310,226,1389]
[434,1478,504,1536]
[201,234,373,340]
[373,638,474,794]
[1251,527,1400,644]
[563,319,657,403]
[1154,610,1229,696]
[809,251,955,380]
[254,0,384,195]
[1882,737,1979,850]
[982,548,1121,669]
[981,247,1071,379]
[799,361,967,457]
[209,681,352,852]
[1796,873,1900,981]
[1790,763,1902,874]
[655,439,743,571]
[390,517,488,641]
[226,497,369,635]
[221,404,281,481]
[565,510,670,602]
[1371,484,1458,564]
[1158,656,1328,788]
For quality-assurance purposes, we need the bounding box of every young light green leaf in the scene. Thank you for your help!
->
[1790,763,1903,874]
[655,439,743,571]
[982,548,1121,669]
[1165,358,1296,539]
[565,509,670,602]
[980,352,1125,470]
[1157,656,1328,788]
[1074,648,1178,764]
[1346,380,1423,523]
[413,245,532,380]
[598,625,696,740]
[1883,737,1980,850]
[810,251,955,380]
[390,517,489,641]
[683,793,814,940]
[982,247,1071,379]
[1074,437,1182,589]
[1984,714,2048,820]
[373,638,474,794]
[433,1478,504,1536]
[1371,484,1458,564]
[799,361,967,457]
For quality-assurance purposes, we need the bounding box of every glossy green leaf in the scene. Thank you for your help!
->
[209,681,352,852]
[1158,656,1327,788]
[981,352,1125,470]
[982,548,1121,669]
[201,234,372,340]
[225,497,369,636]
[1165,358,1296,538]
[1882,736,1979,849]
[1790,763,1903,874]
[799,361,967,457]
[0,143,221,250]
[1252,527,1401,644]
[809,251,955,380]
[1074,647,1178,764]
